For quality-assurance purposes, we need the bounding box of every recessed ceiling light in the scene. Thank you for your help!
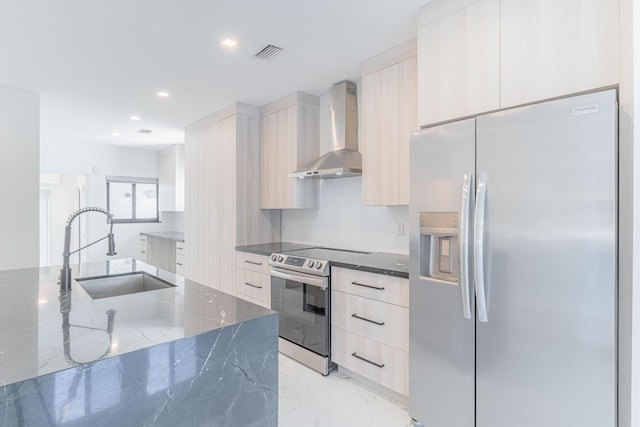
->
[112,132,120,137]
[221,38,238,48]
[157,91,169,98]
[130,116,141,121]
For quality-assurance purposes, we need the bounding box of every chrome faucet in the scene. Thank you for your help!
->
[59,207,117,290]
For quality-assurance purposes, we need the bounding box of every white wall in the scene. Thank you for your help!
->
[0,85,39,270]
[40,140,174,264]
[281,89,410,254]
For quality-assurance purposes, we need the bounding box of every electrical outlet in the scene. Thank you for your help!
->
[397,221,405,237]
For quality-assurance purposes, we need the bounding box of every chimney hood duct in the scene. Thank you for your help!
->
[289,81,362,179]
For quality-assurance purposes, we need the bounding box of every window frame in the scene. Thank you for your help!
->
[106,175,160,224]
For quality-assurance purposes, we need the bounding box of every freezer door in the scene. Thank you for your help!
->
[409,118,475,427]
[475,90,617,427]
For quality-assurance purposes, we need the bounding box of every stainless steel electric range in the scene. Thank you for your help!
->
[268,247,371,375]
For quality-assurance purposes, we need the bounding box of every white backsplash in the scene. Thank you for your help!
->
[160,211,185,233]
[281,177,409,254]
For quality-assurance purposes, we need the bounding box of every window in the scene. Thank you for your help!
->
[106,176,159,223]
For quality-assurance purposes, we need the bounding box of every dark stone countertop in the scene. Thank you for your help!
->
[235,242,409,278]
[0,258,274,387]
[235,242,319,256]
[140,231,184,242]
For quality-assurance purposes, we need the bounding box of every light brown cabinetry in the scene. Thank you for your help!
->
[499,0,619,108]
[331,267,409,396]
[175,241,184,276]
[235,252,271,308]
[259,92,319,209]
[139,235,147,262]
[418,0,500,126]
[158,145,184,212]
[184,104,280,295]
[361,39,417,206]
[418,0,619,126]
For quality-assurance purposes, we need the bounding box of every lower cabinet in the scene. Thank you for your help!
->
[235,251,271,309]
[139,235,148,262]
[139,234,185,275]
[175,241,184,276]
[331,267,409,396]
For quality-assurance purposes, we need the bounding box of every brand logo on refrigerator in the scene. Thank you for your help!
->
[572,105,599,116]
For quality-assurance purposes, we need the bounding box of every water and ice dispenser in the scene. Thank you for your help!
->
[419,212,459,283]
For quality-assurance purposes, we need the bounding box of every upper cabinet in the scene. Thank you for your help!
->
[499,0,619,108]
[418,0,500,126]
[259,92,320,209]
[361,39,417,206]
[418,0,619,126]
[158,145,184,212]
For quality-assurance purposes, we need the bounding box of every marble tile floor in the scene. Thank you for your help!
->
[279,354,414,427]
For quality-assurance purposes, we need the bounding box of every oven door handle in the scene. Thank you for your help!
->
[270,268,328,290]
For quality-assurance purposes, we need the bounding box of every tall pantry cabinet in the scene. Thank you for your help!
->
[184,103,280,295]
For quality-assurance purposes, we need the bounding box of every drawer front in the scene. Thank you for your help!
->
[236,252,271,275]
[140,237,148,261]
[332,267,409,307]
[332,290,408,351]
[331,327,408,396]
[176,242,184,273]
[236,268,271,306]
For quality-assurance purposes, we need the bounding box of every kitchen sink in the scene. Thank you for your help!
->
[75,272,176,300]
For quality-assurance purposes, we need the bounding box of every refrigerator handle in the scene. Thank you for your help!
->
[474,171,489,323]
[459,173,473,319]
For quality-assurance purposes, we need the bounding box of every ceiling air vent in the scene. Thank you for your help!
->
[254,44,283,61]
[137,129,152,134]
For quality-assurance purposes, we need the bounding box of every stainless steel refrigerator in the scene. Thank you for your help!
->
[409,89,617,427]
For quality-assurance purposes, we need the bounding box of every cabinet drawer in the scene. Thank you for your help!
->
[236,252,270,275]
[236,268,271,306]
[332,290,408,351]
[332,267,409,307]
[331,327,408,396]
[176,241,184,251]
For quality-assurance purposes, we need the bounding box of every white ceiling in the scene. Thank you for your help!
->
[0,0,423,150]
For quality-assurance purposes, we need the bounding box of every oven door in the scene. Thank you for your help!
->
[270,267,330,357]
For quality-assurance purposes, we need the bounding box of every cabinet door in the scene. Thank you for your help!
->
[397,55,417,205]
[418,0,500,126]
[259,102,318,209]
[362,64,400,206]
[500,0,618,108]
[158,145,184,212]
[259,111,278,209]
[158,148,174,212]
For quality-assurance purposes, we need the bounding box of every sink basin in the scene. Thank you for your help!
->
[76,272,176,300]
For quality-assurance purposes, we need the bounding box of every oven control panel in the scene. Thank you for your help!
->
[268,253,329,276]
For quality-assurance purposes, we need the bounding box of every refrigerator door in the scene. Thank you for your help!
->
[475,90,617,427]
[409,118,476,427]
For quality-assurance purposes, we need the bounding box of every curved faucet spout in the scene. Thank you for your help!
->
[59,207,117,290]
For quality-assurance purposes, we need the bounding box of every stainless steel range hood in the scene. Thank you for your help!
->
[289,81,361,179]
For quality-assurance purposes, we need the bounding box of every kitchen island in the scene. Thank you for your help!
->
[0,259,278,427]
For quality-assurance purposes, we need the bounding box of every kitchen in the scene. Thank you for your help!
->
[0,0,639,426]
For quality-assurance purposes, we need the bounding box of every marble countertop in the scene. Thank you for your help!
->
[140,231,184,242]
[235,242,409,278]
[0,258,273,387]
